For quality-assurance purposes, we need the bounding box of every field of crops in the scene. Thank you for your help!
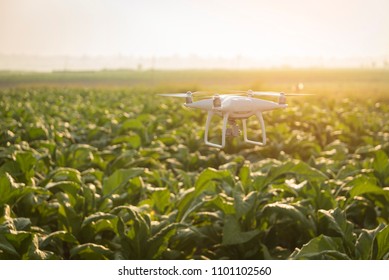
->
[1,69,389,260]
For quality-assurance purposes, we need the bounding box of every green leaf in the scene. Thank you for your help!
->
[80,212,119,238]
[146,223,182,259]
[205,194,235,215]
[263,203,315,233]
[102,168,144,196]
[176,168,234,222]
[290,235,349,260]
[45,181,81,201]
[238,163,251,191]
[13,217,32,231]
[112,134,141,148]
[373,150,389,175]
[0,173,40,207]
[40,230,78,249]
[0,234,20,259]
[150,189,171,213]
[57,196,82,235]
[375,225,389,260]
[222,215,260,245]
[0,173,19,206]
[82,212,117,228]
[2,231,32,258]
[26,126,48,141]
[121,119,144,131]
[26,234,54,260]
[47,167,82,184]
[264,160,328,186]
[111,205,151,259]
[234,191,256,219]
[194,168,234,194]
[176,190,205,222]
[317,208,355,256]
[15,151,36,181]
[348,176,387,198]
[70,243,113,260]
[373,150,389,186]
[355,224,385,260]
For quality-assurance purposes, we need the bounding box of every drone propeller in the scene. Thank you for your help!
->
[158,91,213,98]
[158,90,314,100]
[158,93,189,97]
[233,90,313,97]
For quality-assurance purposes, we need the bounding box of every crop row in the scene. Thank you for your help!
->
[1,88,389,259]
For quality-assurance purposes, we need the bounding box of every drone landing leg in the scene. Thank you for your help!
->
[204,111,229,148]
[242,112,266,146]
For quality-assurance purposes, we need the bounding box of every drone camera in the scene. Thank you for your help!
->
[278,93,286,105]
[185,91,193,104]
[226,120,240,137]
[213,95,221,108]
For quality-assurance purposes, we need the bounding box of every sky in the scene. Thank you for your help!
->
[1,0,389,68]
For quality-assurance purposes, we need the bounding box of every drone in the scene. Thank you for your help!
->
[159,90,312,148]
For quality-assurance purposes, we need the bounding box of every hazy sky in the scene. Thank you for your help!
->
[1,0,388,60]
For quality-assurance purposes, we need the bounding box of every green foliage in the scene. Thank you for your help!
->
[1,70,389,259]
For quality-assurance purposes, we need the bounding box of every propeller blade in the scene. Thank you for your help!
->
[284,93,314,96]
[228,90,291,96]
[158,93,188,98]
[158,90,314,98]
[158,91,218,98]
[252,91,282,96]
[252,91,314,97]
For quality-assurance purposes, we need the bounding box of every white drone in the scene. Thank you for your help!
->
[159,90,311,148]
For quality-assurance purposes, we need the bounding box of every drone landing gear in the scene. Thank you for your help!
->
[242,112,266,146]
[204,111,228,148]
[204,111,266,148]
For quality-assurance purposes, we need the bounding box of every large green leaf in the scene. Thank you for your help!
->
[26,234,55,260]
[317,208,355,256]
[0,173,41,207]
[82,212,117,228]
[348,175,386,198]
[45,181,81,202]
[0,234,20,259]
[102,168,144,196]
[373,150,389,186]
[176,168,235,222]
[290,235,349,260]
[0,173,20,206]
[57,194,83,235]
[355,224,385,260]
[234,191,257,219]
[150,189,171,214]
[70,243,113,260]
[222,215,260,245]
[121,119,144,131]
[40,230,79,249]
[15,151,36,182]
[194,168,235,193]
[111,205,151,259]
[263,203,315,233]
[205,194,235,215]
[265,160,328,185]
[375,225,389,260]
[46,167,82,184]
[146,222,182,259]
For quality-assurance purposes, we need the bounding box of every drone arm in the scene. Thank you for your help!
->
[242,112,266,146]
[204,111,229,148]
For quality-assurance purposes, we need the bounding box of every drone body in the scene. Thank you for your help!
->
[159,90,309,148]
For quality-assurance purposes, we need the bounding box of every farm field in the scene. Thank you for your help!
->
[0,69,389,260]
